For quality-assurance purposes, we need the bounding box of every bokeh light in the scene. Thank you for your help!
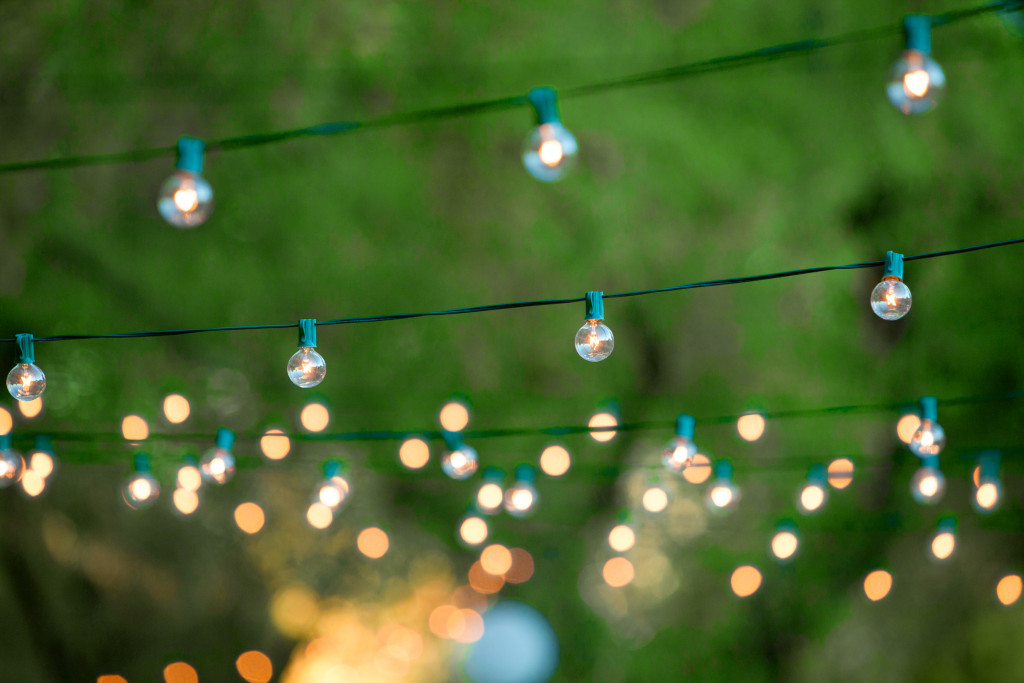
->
[683,453,712,484]
[173,488,199,515]
[799,484,826,513]
[18,397,42,419]
[864,570,893,601]
[29,451,54,478]
[271,584,319,638]
[176,463,201,491]
[21,470,45,497]
[448,608,485,643]
[730,565,762,597]
[300,403,330,432]
[505,548,535,584]
[996,574,1023,606]
[827,458,854,489]
[162,394,190,424]
[97,676,128,683]
[608,524,636,552]
[477,482,504,512]
[121,415,149,442]
[588,413,618,442]
[439,401,470,432]
[976,482,1000,510]
[460,516,489,546]
[430,605,460,637]
[453,585,489,613]
[259,429,291,460]
[0,406,11,435]
[399,438,430,469]
[357,527,389,559]
[973,465,981,487]
[236,650,273,683]
[162,661,198,683]
[737,413,765,441]
[602,557,635,587]
[771,531,799,560]
[642,486,669,513]
[931,532,956,560]
[235,502,266,534]
[468,561,505,594]
[896,413,921,444]
[463,601,559,683]
[306,502,333,529]
[481,544,513,576]
[539,445,571,476]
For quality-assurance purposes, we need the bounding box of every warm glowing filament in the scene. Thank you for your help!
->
[919,475,939,498]
[710,485,733,508]
[588,332,600,350]
[173,188,199,212]
[477,483,503,510]
[919,430,935,448]
[885,290,898,307]
[608,524,635,552]
[460,516,488,545]
[538,140,563,167]
[510,488,534,510]
[210,458,226,476]
[130,478,152,501]
[903,70,930,97]
[976,483,999,509]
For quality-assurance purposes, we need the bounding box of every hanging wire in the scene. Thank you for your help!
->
[0,0,1020,175]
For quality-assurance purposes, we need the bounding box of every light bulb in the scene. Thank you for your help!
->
[975,481,1001,511]
[930,531,956,560]
[663,436,696,474]
[314,466,350,510]
[575,319,614,362]
[477,482,504,515]
[459,514,489,546]
[870,276,912,320]
[909,419,945,457]
[799,483,827,513]
[706,461,739,511]
[287,347,326,388]
[771,530,799,561]
[641,485,670,513]
[200,428,236,485]
[176,462,202,492]
[7,363,46,401]
[158,137,213,228]
[122,454,161,510]
[608,524,636,552]
[887,50,945,114]
[0,437,24,487]
[441,445,478,480]
[910,462,945,504]
[504,466,539,518]
[523,123,578,182]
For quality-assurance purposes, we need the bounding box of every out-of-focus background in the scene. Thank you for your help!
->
[1,1,1024,681]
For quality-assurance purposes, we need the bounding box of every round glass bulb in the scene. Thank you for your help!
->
[200,447,236,485]
[575,319,614,362]
[909,419,946,457]
[315,475,350,509]
[122,472,161,509]
[157,170,214,227]
[503,482,539,518]
[870,276,912,320]
[7,363,46,401]
[910,465,946,504]
[799,483,827,513]
[476,482,504,514]
[287,347,327,388]
[662,436,697,474]
[0,448,25,487]
[441,446,478,480]
[886,50,946,115]
[522,122,578,181]
[707,481,739,511]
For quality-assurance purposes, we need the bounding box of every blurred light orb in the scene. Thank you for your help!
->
[896,413,921,444]
[449,608,486,643]
[730,566,762,598]
[976,482,1001,511]
[481,544,513,576]
[505,548,535,584]
[300,403,330,432]
[0,447,24,487]
[539,445,571,477]
[442,445,479,480]
[737,413,766,441]
[235,651,273,683]
[440,401,470,432]
[827,458,855,489]
[469,560,506,594]
[477,482,505,514]
[662,436,696,474]
[357,527,389,559]
[909,419,946,457]
[870,277,912,320]
[399,438,430,469]
[464,601,559,683]
[504,481,539,518]
[162,394,191,424]
[306,502,333,529]
[641,485,669,513]
[158,170,214,227]
[683,453,712,484]
[707,481,739,510]
[574,320,614,362]
[931,532,956,560]
[173,488,199,515]
[123,472,160,509]
[523,122,578,182]
[316,476,350,509]
[460,515,489,546]
[798,484,826,513]
[162,661,198,683]
[200,447,235,484]
[887,50,945,114]
[235,502,266,534]
[7,362,46,401]
[176,464,202,491]
[287,346,326,388]
[608,524,636,552]
[771,531,799,560]
[602,557,635,587]
[864,570,893,601]
[121,415,149,442]
[997,574,1023,606]
[18,397,42,418]
[588,413,618,443]
[910,466,945,504]
[21,469,45,497]
[29,451,54,478]
[98,675,129,683]
[260,429,291,460]
[0,406,10,435]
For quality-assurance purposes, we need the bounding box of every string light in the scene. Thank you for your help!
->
[707,460,740,512]
[887,15,945,115]
[736,412,766,442]
[259,428,291,460]
[770,522,799,562]
[287,319,326,389]
[575,291,614,362]
[313,460,350,510]
[176,456,202,492]
[910,454,946,504]
[863,569,893,601]
[909,396,946,457]
[797,464,828,513]
[305,501,333,529]
[588,410,619,442]
[122,453,161,510]
[826,458,854,489]
[6,334,45,402]
[996,574,1023,606]
[538,444,571,477]
[0,434,24,487]
[200,428,237,484]
[974,452,1002,513]
[730,565,763,598]
[663,414,697,474]
[399,437,430,469]
[120,414,149,442]
[682,453,712,484]
[896,411,921,444]
[26,436,56,480]
[504,464,539,518]
[608,513,636,552]
[439,398,471,432]
[299,402,330,432]
[17,397,42,419]
[929,516,957,561]
[641,477,670,513]
[475,468,505,515]
[158,136,214,227]
[458,508,489,547]
[870,251,912,320]
[162,393,191,423]
[0,406,10,435]
[440,430,478,480]
[172,488,199,515]
[523,87,578,182]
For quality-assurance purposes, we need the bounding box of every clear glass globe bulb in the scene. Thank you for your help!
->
[157,170,214,228]
[287,347,327,388]
[7,362,46,401]
[909,419,946,457]
[441,445,478,480]
[503,482,539,518]
[122,472,161,509]
[870,276,912,320]
[522,122,578,182]
[707,481,739,511]
[662,436,697,474]
[910,465,946,504]
[887,50,945,115]
[0,448,25,487]
[575,319,614,362]
[315,475,350,509]
[200,447,236,484]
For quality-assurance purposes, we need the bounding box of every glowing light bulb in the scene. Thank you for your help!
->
[459,513,489,546]
[886,17,945,115]
[575,291,614,362]
[910,456,945,504]
[522,87,578,181]
[7,334,45,401]
[771,528,799,561]
[0,435,24,487]
[930,532,955,560]
[176,459,202,492]
[200,428,236,485]
[706,461,739,511]
[663,414,697,474]
[504,465,539,518]
[173,488,200,515]
[288,319,327,388]
[870,252,912,320]
[608,524,635,552]
[122,454,161,510]
[797,464,828,513]
[908,397,945,457]
[539,444,571,476]
[642,484,670,513]
[441,432,478,480]
[314,461,350,510]
[976,481,1001,511]
[476,469,505,515]
[158,137,214,227]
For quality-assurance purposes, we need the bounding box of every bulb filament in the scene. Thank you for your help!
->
[538,140,563,167]
[903,70,930,98]
[173,188,199,212]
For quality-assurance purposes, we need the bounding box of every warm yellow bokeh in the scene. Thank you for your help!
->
[480,544,512,576]
[173,488,199,515]
[468,561,504,594]
[505,548,535,584]
[997,574,1023,606]
[730,565,762,597]
[439,402,470,432]
[896,414,921,444]
[827,458,854,489]
[236,650,274,683]
[97,676,128,683]
[260,429,291,460]
[799,484,825,512]
[176,465,201,491]
[162,394,191,424]
[976,483,1000,509]
[271,584,320,638]
[121,415,149,441]
[235,502,266,534]
[300,403,330,432]
[772,531,798,560]
[588,413,618,442]
[399,438,430,469]
[18,397,42,418]
[357,527,389,559]
[477,483,504,510]
[608,524,636,552]
[642,486,669,513]
[602,557,635,587]
[931,532,955,560]
[459,516,488,546]
[163,661,198,683]
[447,608,484,643]
[0,406,11,435]
[864,570,893,601]
[306,502,333,529]
[539,445,571,476]
[683,453,712,484]
[29,452,54,478]
[21,470,45,497]
[736,413,765,441]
